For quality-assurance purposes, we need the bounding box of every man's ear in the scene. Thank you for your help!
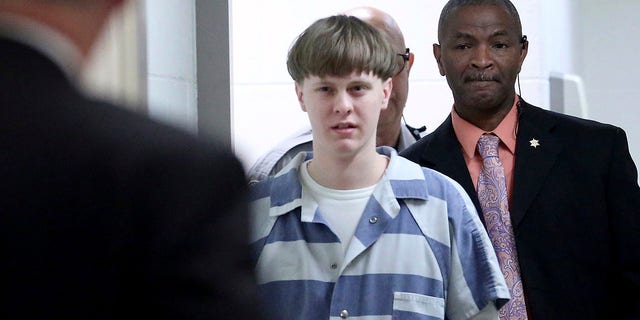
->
[517,36,529,73]
[406,52,415,74]
[433,43,445,76]
[381,77,393,110]
[295,82,306,112]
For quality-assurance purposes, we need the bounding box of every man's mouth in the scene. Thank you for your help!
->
[466,73,497,82]
[334,122,354,129]
[332,122,356,131]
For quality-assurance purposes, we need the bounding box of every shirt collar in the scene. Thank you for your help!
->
[0,13,83,82]
[451,96,519,159]
[396,123,418,151]
[264,146,430,218]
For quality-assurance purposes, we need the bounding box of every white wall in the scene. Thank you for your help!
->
[145,0,199,133]
[230,0,558,169]
[85,0,201,133]
[573,0,640,172]
[144,0,233,144]
[82,0,145,111]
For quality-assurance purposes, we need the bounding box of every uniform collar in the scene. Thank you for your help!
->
[265,146,430,218]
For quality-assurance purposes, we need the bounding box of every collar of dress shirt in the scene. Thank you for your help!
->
[451,95,519,160]
[0,13,82,83]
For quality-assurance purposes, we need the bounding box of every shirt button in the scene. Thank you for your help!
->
[369,216,378,224]
[330,263,338,270]
[340,309,349,318]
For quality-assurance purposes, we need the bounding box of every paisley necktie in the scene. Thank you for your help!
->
[477,134,528,319]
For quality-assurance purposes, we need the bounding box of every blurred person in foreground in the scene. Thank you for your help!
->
[247,6,425,183]
[0,1,262,318]
[249,14,509,320]
[401,0,640,318]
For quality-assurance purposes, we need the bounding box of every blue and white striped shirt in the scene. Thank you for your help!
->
[250,147,509,320]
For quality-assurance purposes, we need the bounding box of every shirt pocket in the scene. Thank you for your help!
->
[392,291,445,320]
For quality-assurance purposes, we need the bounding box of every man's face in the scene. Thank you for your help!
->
[434,5,527,116]
[295,71,392,157]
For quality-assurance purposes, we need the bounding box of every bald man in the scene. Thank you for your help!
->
[0,1,262,318]
[247,6,425,183]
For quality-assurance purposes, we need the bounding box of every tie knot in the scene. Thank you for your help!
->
[477,134,500,159]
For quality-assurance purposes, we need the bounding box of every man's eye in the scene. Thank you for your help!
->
[494,43,508,49]
[350,85,369,93]
[455,44,470,50]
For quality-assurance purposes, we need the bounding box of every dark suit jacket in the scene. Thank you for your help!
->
[401,99,640,319]
[0,39,262,319]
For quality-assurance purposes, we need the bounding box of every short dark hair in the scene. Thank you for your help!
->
[437,0,523,42]
[286,15,397,83]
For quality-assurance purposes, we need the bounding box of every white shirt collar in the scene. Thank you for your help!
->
[0,13,83,82]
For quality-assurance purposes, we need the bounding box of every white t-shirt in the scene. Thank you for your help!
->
[299,160,376,256]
